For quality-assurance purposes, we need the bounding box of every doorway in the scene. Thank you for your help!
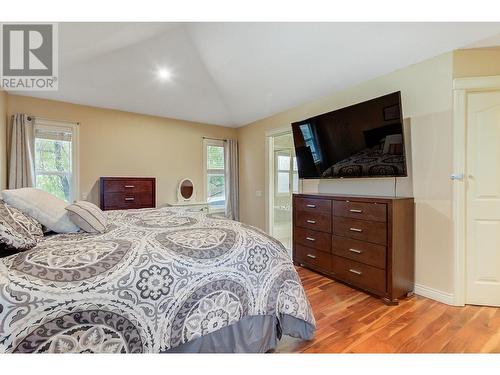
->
[267,131,299,255]
[454,76,500,306]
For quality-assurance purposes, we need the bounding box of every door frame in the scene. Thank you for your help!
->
[265,127,294,236]
[452,75,500,306]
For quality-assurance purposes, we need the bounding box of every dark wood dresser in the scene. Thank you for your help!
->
[293,193,414,305]
[99,177,156,211]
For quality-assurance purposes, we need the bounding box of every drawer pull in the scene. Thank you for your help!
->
[306,254,317,259]
[349,227,363,233]
[348,248,362,254]
[124,185,135,188]
[306,204,316,208]
[124,197,135,201]
[305,237,316,242]
[349,209,363,213]
[349,268,362,275]
[306,220,316,224]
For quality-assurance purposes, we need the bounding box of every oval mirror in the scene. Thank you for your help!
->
[178,178,195,201]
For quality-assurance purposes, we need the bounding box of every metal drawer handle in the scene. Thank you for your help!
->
[305,237,316,242]
[306,254,317,259]
[306,220,316,224]
[124,185,135,188]
[124,197,135,201]
[349,269,362,275]
[349,209,363,213]
[349,227,363,232]
[348,248,362,254]
[306,204,316,208]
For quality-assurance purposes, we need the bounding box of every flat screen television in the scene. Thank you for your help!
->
[291,91,407,179]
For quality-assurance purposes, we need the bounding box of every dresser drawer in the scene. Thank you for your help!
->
[103,179,154,193]
[294,244,332,273]
[334,200,387,222]
[100,177,155,210]
[294,210,332,233]
[294,227,331,252]
[103,192,154,210]
[333,217,387,245]
[332,235,386,269]
[331,255,386,295]
[294,197,332,214]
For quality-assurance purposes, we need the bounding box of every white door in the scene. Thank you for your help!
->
[466,90,500,306]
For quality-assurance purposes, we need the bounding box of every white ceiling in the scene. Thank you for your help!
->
[11,22,500,127]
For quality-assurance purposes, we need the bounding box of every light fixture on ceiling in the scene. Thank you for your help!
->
[156,67,172,82]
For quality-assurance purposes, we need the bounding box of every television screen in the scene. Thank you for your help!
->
[291,91,407,179]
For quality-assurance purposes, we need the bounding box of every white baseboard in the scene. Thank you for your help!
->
[414,283,455,305]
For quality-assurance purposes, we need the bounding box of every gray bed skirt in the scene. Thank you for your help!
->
[165,314,315,353]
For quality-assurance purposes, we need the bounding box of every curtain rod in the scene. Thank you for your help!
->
[202,136,227,142]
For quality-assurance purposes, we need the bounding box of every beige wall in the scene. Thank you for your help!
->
[0,90,6,190]
[6,94,236,206]
[453,48,500,78]
[4,48,499,298]
[238,52,455,294]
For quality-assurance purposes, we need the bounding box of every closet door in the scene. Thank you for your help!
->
[466,90,500,306]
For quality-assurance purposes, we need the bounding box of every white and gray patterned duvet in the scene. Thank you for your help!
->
[0,207,315,353]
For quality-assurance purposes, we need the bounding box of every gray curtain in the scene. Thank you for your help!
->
[225,139,239,221]
[8,114,35,189]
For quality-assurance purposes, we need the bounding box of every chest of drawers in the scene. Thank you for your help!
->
[100,177,156,211]
[293,193,414,305]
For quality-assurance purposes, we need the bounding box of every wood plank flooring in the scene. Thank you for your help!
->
[275,267,500,353]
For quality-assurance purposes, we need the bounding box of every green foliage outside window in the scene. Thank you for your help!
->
[207,145,224,169]
[206,145,225,208]
[35,138,72,202]
[208,174,225,200]
[36,175,71,201]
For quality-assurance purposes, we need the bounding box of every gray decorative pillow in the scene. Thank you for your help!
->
[0,200,37,252]
[66,201,108,234]
[5,204,44,238]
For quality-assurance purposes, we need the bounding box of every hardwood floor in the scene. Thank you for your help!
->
[276,267,500,353]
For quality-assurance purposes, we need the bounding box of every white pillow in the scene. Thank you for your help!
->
[1,188,79,233]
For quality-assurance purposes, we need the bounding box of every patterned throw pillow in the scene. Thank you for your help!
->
[66,201,108,234]
[0,200,37,252]
[5,204,44,238]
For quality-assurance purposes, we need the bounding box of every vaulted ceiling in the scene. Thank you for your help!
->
[10,23,500,127]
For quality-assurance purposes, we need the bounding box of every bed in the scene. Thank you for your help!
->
[0,207,315,353]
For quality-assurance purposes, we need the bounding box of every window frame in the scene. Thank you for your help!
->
[274,149,299,197]
[203,138,227,213]
[33,118,80,203]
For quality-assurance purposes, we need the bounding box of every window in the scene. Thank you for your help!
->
[203,139,227,212]
[274,150,299,196]
[34,119,79,202]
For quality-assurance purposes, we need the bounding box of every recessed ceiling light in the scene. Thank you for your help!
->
[156,68,172,81]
